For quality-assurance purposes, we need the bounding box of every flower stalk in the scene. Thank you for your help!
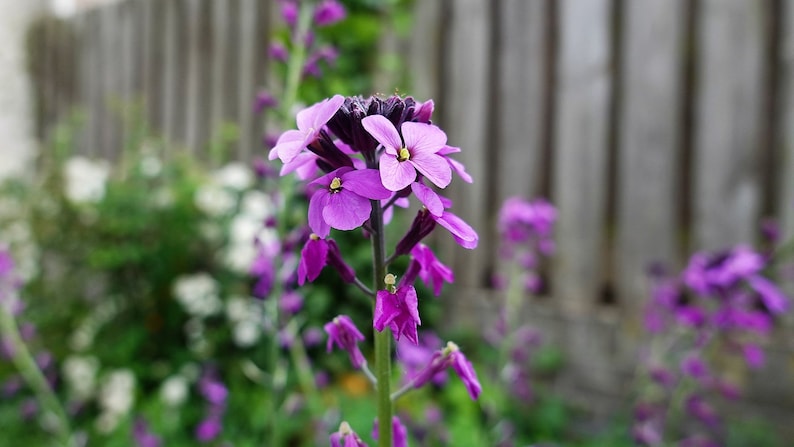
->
[370,199,393,447]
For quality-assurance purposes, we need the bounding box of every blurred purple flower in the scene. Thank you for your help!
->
[314,0,346,26]
[410,244,453,296]
[374,276,421,345]
[372,416,408,447]
[325,315,366,369]
[412,341,481,400]
[330,421,367,447]
[133,417,162,447]
[195,417,222,443]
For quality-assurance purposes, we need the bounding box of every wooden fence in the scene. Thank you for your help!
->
[28,0,794,425]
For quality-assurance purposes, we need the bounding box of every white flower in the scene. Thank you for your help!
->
[233,320,262,347]
[159,375,189,407]
[63,156,110,204]
[139,155,162,178]
[225,296,256,322]
[214,162,254,191]
[98,369,135,417]
[194,184,236,217]
[223,242,257,275]
[230,215,261,245]
[173,273,222,317]
[240,190,274,221]
[62,355,99,401]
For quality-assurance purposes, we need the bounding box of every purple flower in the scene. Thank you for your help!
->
[685,395,719,428]
[330,421,368,447]
[253,90,278,114]
[280,290,304,314]
[133,417,162,447]
[361,114,452,191]
[269,42,289,62]
[412,341,482,400]
[199,378,228,406]
[437,145,472,183]
[410,244,454,296]
[372,416,408,447]
[374,274,421,344]
[395,207,478,255]
[680,353,709,381]
[325,315,367,369]
[195,417,222,442]
[314,0,346,26]
[397,331,446,385]
[308,167,391,237]
[747,275,789,314]
[298,235,356,284]
[269,95,345,163]
[280,0,298,26]
[742,343,765,368]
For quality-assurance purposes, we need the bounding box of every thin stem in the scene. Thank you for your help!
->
[382,194,400,211]
[384,252,398,267]
[370,199,393,447]
[390,380,416,402]
[0,307,76,447]
[361,362,378,387]
[352,276,375,297]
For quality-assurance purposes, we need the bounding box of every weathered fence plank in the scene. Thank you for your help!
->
[615,0,686,316]
[236,0,260,160]
[440,0,492,296]
[551,0,612,314]
[494,0,548,203]
[779,1,794,240]
[693,0,765,251]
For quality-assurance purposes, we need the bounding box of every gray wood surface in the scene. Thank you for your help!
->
[552,0,612,314]
[693,0,765,251]
[616,0,686,316]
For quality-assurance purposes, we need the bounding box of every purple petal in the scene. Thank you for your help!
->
[748,275,789,314]
[409,152,452,189]
[270,129,306,162]
[446,156,473,183]
[451,352,482,400]
[374,291,400,331]
[379,154,417,191]
[411,183,443,217]
[362,115,402,152]
[310,167,353,189]
[308,191,331,238]
[341,169,391,200]
[435,212,478,249]
[323,192,372,231]
[401,122,447,155]
[402,286,421,326]
[296,94,345,133]
[298,238,329,285]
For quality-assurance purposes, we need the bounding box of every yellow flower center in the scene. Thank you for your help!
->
[329,177,342,192]
[443,341,459,356]
[398,147,411,162]
[384,273,397,286]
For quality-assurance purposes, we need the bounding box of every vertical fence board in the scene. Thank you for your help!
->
[441,0,492,301]
[779,1,794,239]
[160,0,181,146]
[693,0,765,250]
[184,0,204,153]
[118,0,135,152]
[408,1,443,101]
[616,0,685,316]
[82,10,101,157]
[552,0,612,314]
[236,0,259,160]
[210,0,230,156]
[143,0,163,133]
[494,0,547,202]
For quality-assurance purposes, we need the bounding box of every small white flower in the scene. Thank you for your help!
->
[98,369,135,417]
[194,184,236,217]
[63,156,110,204]
[233,320,261,347]
[159,375,189,407]
[62,355,99,401]
[240,190,274,220]
[140,155,162,178]
[223,242,257,275]
[214,162,254,191]
[173,273,222,317]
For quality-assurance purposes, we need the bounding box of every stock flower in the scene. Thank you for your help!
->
[412,341,481,400]
[372,416,408,447]
[362,114,452,191]
[325,315,366,369]
[330,421,368,447]
[269,95,345,163]
[308,167,390,237]
[298,235,356,284]
[410,244,454,296]
[374,274,421,344]
[314,0,346,26]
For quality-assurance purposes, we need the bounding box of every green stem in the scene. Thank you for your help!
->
[0,307,76,447]
[370,200,392,447]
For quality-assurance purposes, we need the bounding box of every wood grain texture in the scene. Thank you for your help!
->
[552,0,612,314]
[779,1,794,240]
[693,0,765,251]
[615,0,686,314]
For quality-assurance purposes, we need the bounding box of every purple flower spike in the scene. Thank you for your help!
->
[269,95,345,163]
[412,341,481,400]
[374,274,421,344]
[411,244,454,296]
[330,421,368,447]
[372,416,408,447]
[314,0,346,26]
[325,315,367,369]
[308,167,391,237]
[747,275,789,314]
[298,235,329,285]
[195,417,222,442]
[362,114,452,191]
[133,417,162,447]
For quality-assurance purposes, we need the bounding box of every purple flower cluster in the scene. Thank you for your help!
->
[494,197,556,294]
[268,95,481,445]
[634,244,790,445]
[195,368,229,443]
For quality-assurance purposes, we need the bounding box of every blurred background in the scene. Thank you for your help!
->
[2,0,794,445]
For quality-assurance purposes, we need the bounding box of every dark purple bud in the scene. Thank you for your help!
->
[395,209,437,256]
[253,91,278,114]
[327,239,356,283]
